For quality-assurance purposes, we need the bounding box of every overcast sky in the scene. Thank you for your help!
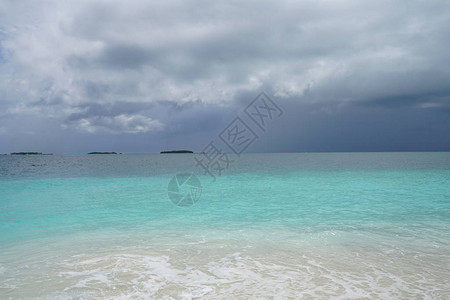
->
[1,0,449,153]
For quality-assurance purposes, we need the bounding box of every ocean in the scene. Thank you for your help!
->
[0,153,449,299]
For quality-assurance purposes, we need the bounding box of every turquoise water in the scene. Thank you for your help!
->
[1,153,449,299]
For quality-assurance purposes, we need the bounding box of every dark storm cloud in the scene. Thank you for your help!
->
[0,0,450,153]
[82,81,111,100]
[252,95,450,153]
[362,91,450,109]
[98,45,153,70]
[69,44,155,71]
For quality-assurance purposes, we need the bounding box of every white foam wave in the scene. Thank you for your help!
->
[42,252,447,299]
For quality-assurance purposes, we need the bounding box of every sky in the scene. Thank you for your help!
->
[0,0,449,154]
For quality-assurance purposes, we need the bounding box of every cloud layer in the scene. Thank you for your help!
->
[1,0,449,152]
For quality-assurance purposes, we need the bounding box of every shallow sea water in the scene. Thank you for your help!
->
[0,153,449,299]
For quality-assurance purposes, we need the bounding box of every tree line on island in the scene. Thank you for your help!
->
[160,150,193,154]
[3,150,194,155]
[10,152,52,155]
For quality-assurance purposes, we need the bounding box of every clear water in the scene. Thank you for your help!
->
[0,153,449,299]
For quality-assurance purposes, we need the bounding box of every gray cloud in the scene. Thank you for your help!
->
[0,0,449,153]
[64,114,163,134]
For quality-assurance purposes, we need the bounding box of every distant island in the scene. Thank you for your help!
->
[88,152,117,155]
[160,150,193,154]
[11,152,43,155]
